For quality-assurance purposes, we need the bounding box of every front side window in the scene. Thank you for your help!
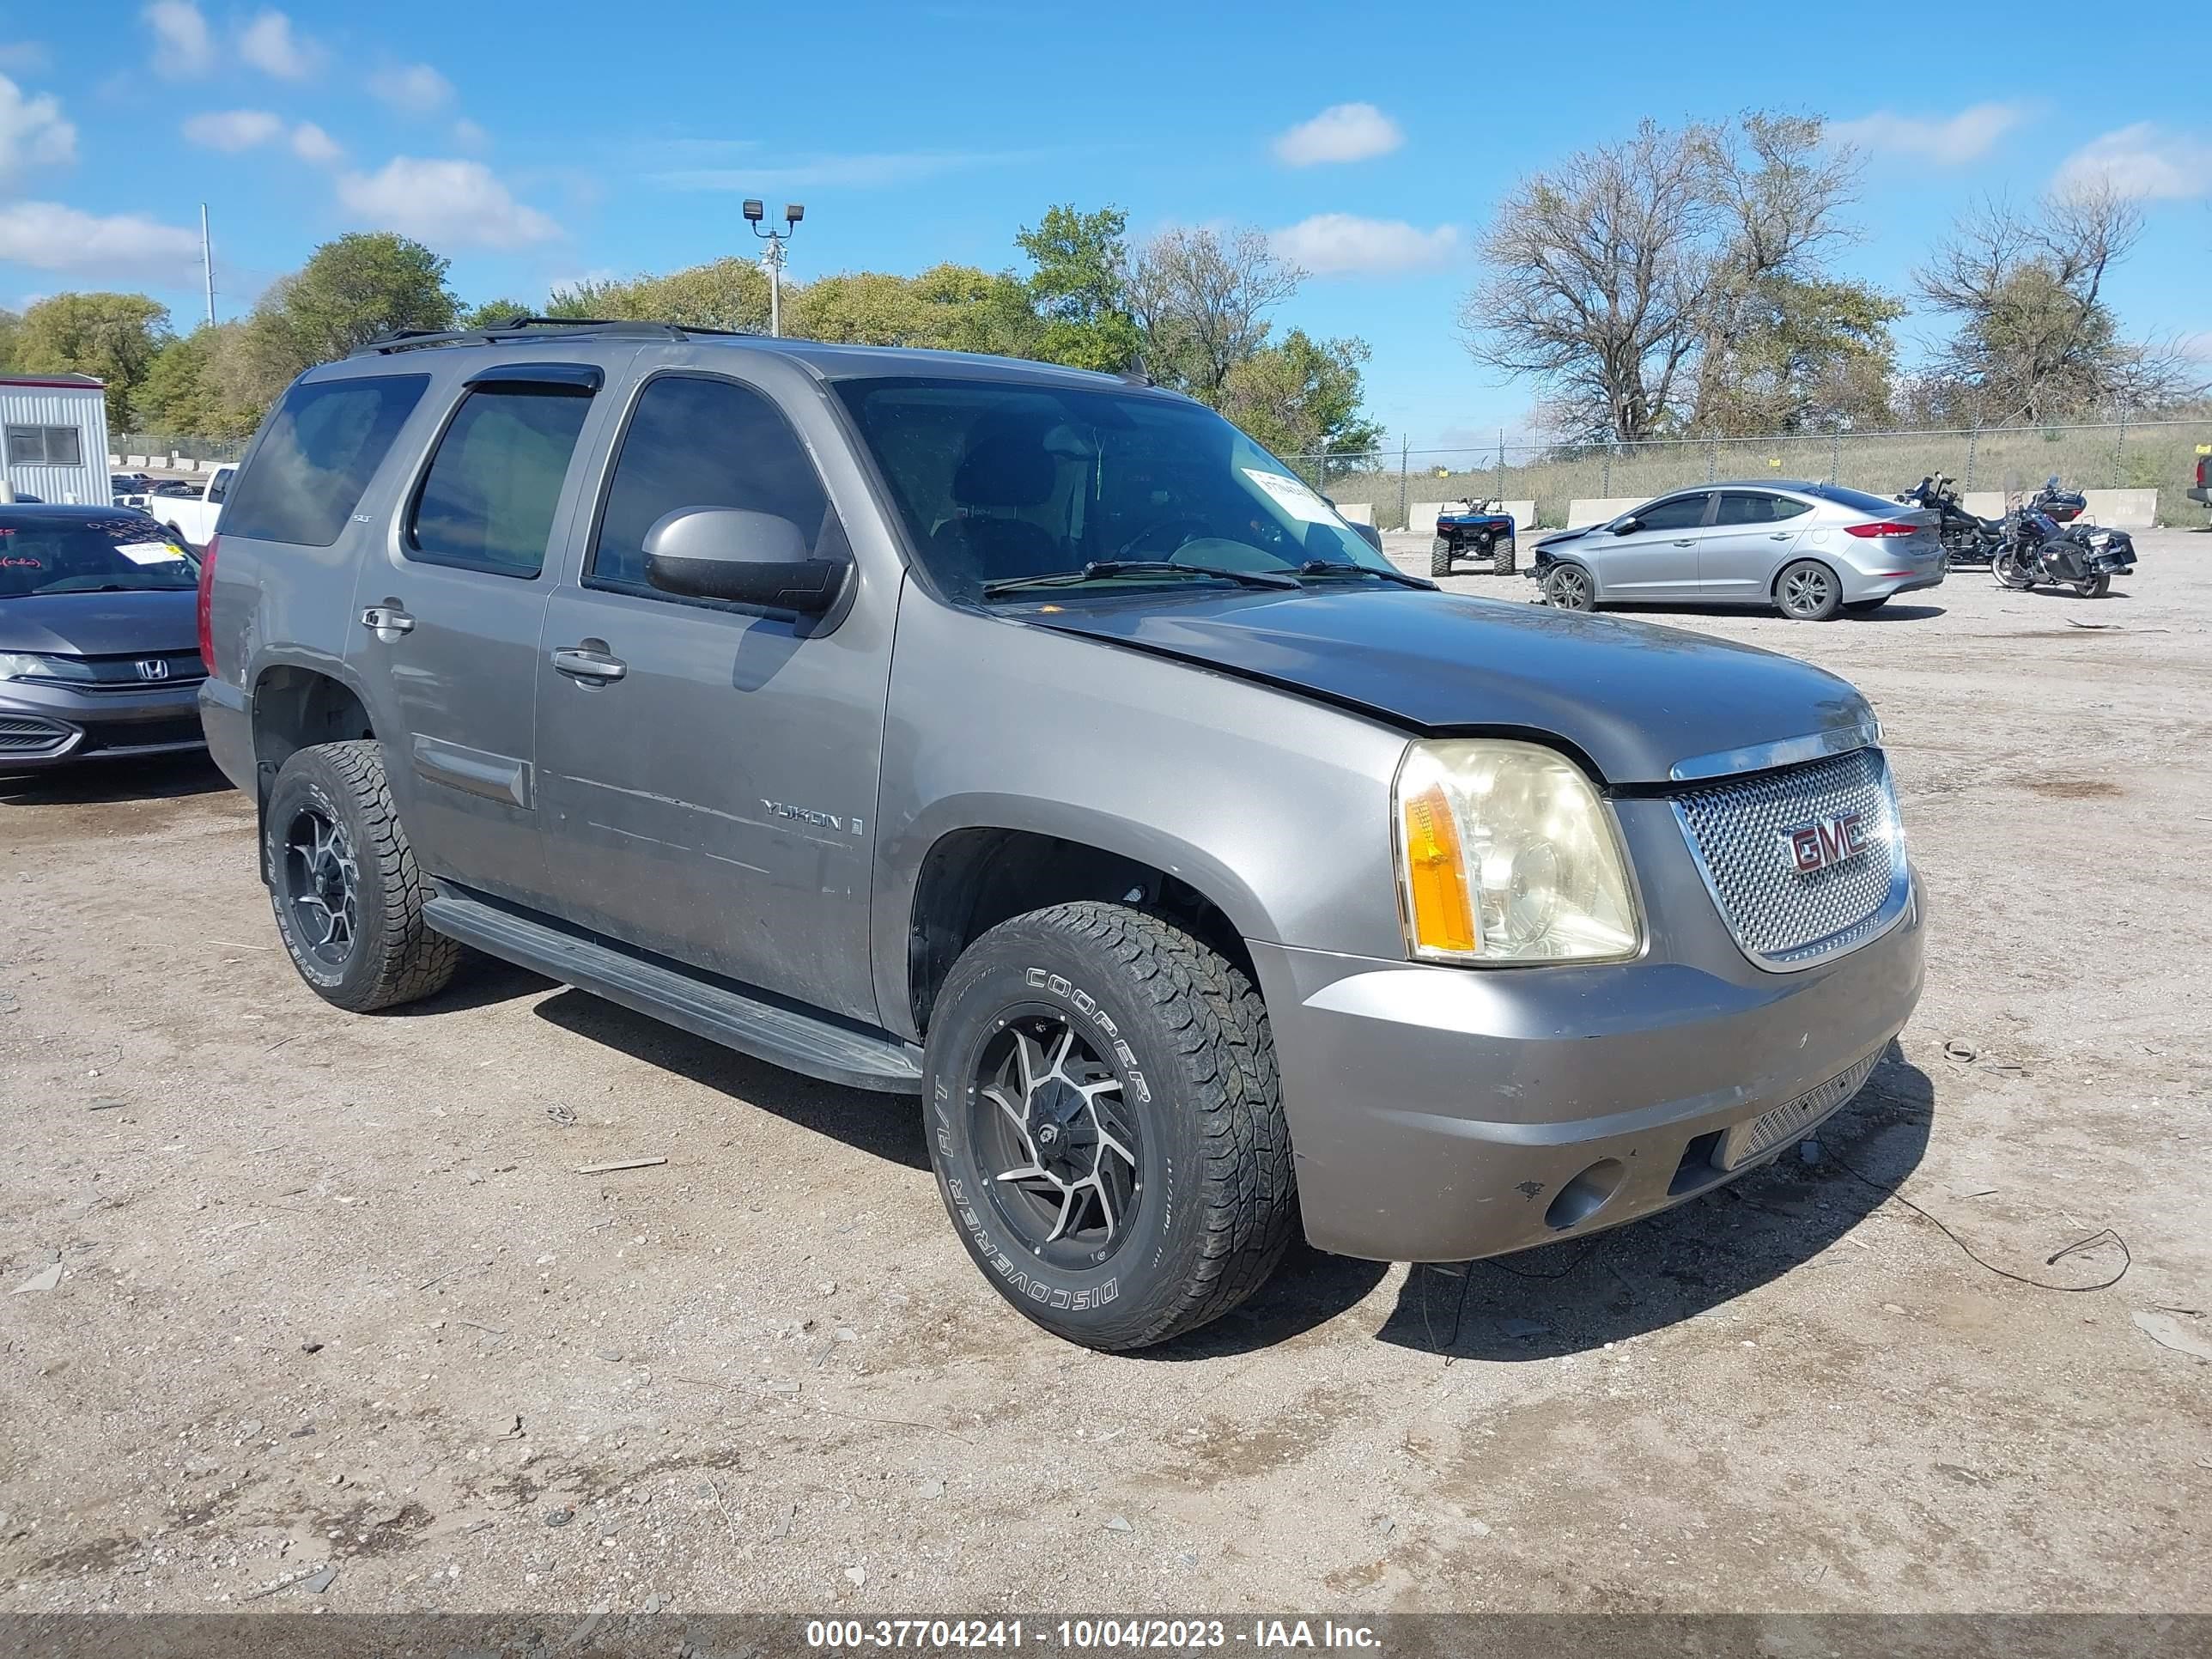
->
[1717,491,1813,526]
[207,469,231,503]
[832,376,1396,602]
[590,375,834,593]
[221,374,429,547]
[1632,495,1711,533]
[407,383,593,577]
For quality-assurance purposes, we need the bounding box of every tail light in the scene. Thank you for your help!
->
[2198,458,2207,489]
[1844,520,1923,538]
[195,534,219,672]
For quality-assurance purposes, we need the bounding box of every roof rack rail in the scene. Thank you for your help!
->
[349,316,750,356]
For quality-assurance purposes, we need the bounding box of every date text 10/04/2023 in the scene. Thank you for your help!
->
[803,1620,1384,1650]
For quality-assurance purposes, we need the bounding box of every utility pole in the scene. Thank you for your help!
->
[744,200,805,337]
[1396,434,1410,531]
[199,203,216,327]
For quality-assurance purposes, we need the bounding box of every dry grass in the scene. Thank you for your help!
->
[1313,420,2212,529]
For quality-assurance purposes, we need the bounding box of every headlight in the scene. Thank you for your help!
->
[1393,738,1641,964]
[0,652,95,683]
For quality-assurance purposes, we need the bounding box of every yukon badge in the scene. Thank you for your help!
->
[1781,811,1868,876]
[760,799,864,836]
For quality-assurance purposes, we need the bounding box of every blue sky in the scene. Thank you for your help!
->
[0,0,2203,453]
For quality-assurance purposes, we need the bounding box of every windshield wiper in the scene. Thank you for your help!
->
[1295,559,1435,590]
[983,560,1300,596]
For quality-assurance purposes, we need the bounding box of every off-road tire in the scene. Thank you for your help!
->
[1492,537,1517,576]
[1774,558,1844,621]
[922,901,1296,1351]
[264,740,459,1013]
[1430,536,1454,577]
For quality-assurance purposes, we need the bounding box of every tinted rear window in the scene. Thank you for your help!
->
[220,374,429,547]
[1802,483,1908,516]
[405,383,593,578]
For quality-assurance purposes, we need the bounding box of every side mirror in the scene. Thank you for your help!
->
[1612,517,1641,535]
[644,507,846,614]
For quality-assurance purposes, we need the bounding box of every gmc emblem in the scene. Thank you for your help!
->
[1782,811,1868,876]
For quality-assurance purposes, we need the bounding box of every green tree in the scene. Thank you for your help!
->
[1014,204,1142,373]
[458,298,539,330]
[1693,277,1902,434]
[787,263,1038,356]
[548,258,776,332]
[264,232,458,364]
[13,292,173,427]
[137,325,262,441]
[0,308,20,373]
[1219,330,1384,459]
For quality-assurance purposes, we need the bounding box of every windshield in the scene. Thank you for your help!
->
[833,376,1398,601]
[0,517,198,599]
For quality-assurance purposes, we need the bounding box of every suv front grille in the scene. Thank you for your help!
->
[1671,747,1908,971]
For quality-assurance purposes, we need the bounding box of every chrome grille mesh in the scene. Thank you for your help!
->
[1671,747,1906,970]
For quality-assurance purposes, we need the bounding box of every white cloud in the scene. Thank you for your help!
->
[655,148,1043,191]
[0,201,202,280]
[1273,102,1403,167]
[337,157,561,248]
[2054,123,2212,200]
[1268,213,1458,276]
[452,117,489,152]
[1828,103,2023,166]
[181,108,283,152]
[238,9,323,80]
[143,1,212,77]
[0,73,74,185]
[369,62,454,115]
[0,43,51,73]
[290,121,340,164]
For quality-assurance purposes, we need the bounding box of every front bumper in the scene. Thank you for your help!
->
[0,679,208,770]
[1251,870,1925,1262]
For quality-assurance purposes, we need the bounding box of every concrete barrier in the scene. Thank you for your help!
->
[1335,500,1373,526]
[1961,492,2005,520]
[125,454,147,468]
[1565,497,1644,527]
[2083,489,2155,529]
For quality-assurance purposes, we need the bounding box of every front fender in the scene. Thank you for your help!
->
[869,593,1413,1041]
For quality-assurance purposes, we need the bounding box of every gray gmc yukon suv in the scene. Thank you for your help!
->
[198,319,1923,1350]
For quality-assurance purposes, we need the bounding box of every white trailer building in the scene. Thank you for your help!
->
[0,373,112,506]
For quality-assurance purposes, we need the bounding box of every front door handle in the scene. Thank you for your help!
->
[1769,532,1794,540]
[360,605,414,639]
[1671,538,1696,546]
[551,646,628,684]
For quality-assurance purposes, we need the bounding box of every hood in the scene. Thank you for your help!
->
[1024,588,1872,785]
[0,590,199,657]
[1537,523,1601,549]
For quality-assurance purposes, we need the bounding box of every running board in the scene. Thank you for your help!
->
[422,890,925,1095]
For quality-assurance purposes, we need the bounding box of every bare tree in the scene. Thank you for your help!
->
[1128,227,1304,401]
[1462,114,1881,441]
[1459,120,1726,441]
[1915,183,2197,421]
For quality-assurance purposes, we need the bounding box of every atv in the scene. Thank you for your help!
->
[1431,500,1517,576]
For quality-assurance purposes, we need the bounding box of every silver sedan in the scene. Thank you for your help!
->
[1530,482,1946,620]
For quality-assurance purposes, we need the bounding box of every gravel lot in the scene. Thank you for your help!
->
[3,532,2208,1619]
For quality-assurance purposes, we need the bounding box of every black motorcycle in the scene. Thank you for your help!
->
[1990,506,2136,599]
[1899,473,2091,568]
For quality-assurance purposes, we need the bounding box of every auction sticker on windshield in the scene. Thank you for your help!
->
[1242,466,1343,526]
[117,542,190,565]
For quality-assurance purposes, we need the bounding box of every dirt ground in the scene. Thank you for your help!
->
[2,532,2208,1620]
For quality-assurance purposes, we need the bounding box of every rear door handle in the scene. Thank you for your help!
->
[359,605,414,638]
[1769,532,1794,540]
[551,646,628,683]
[1671,538,1696,546]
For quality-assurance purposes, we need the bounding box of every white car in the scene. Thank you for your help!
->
[146,465,235,549]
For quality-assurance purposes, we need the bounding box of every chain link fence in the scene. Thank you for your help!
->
[1291,418,2212,532]
[111,432,251,469]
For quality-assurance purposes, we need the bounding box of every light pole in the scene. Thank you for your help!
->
[744,199,804,337]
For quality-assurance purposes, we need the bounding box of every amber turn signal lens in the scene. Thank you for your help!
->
[1401,782,1479,956]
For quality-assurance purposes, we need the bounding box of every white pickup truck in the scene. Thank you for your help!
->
[143,465,235,548]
